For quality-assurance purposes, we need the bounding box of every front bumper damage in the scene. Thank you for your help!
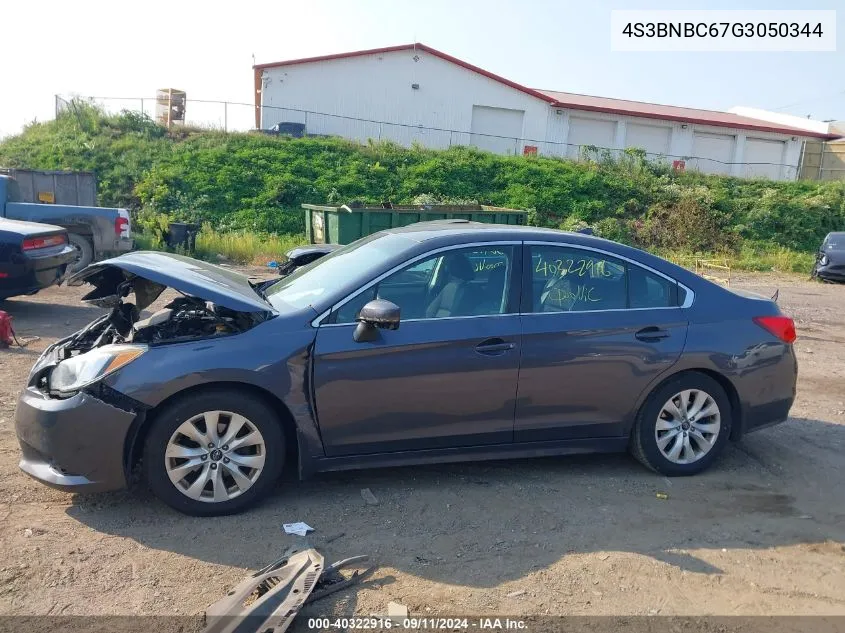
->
[16,386,137,493]
[815,264,845,282]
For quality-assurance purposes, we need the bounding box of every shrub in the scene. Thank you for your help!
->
[2,103,844,259]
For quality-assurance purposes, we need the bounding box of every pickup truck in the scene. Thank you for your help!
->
[0,174,132,273]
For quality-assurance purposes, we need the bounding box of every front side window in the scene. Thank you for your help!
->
[332,246,515,324]
[529,245,677,312]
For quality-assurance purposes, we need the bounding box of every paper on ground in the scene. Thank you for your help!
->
[282,522,314,536]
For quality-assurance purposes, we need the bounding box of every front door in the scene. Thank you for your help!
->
[313,244,523,456]
[515,243,687,441]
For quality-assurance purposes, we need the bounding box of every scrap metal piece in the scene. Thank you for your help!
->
[203,547,324,633]
[305,555,376,605]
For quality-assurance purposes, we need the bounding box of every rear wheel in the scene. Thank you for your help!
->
[67,233,94,273]
[630,373,731,476]
[143,390,284,516]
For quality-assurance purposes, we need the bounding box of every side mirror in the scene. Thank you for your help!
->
[353,299,400,342]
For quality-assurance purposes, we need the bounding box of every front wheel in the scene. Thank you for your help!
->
[143,390,285,516]
[630,373,731,476]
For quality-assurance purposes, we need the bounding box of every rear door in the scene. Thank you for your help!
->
[313,243,523,456]
[514,243,688,442]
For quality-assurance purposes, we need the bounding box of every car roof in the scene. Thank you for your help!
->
[385,220,609,245]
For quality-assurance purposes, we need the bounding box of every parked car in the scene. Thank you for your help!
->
[0,219,76,300]
[812,231,845,282]
[15,222,797,516]
[275,244,342,276]
[0,174,132,273]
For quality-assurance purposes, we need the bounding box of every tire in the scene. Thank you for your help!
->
[68,233,95,273]
[630,372,732,477]
[143,389,285,516]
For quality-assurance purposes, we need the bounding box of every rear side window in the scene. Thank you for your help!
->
[528,245,679,312]
[530,246,627,312]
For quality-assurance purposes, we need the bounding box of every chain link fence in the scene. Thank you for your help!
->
[55,94,800,180]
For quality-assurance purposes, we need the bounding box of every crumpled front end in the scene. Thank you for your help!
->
[814,250,845,282]
[16,386,138,492]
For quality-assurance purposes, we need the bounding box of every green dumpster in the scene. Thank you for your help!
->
[302,203,528,245]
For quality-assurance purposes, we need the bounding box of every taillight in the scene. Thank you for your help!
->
[115,216,129,237]
[753,316,796,344]
[22,234,68,251]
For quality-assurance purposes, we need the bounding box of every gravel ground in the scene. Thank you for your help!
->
[0,270,844,626]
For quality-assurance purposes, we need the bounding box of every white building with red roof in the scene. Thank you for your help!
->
[253,43,839,181]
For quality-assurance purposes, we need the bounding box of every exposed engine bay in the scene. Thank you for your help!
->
[58,267,267,359]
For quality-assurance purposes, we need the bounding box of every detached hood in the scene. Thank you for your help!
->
[68,251,274,313]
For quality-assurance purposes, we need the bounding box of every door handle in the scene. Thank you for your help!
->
[475,338,515,355]
[635,326,670,342]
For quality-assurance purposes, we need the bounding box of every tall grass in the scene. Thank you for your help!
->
[194,227,306,265]
[656,243,815,274]
[135,225,307,266]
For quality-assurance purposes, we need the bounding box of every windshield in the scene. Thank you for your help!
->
[824,232,845,251]
[265,233,414,312]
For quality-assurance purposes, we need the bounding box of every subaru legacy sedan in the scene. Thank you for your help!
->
[15,222,797,516]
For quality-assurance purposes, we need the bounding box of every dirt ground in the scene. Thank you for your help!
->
[1,269,844,626]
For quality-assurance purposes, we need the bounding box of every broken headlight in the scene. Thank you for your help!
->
[49,344,147,395]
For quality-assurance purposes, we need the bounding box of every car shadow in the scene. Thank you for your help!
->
[1,295,101,330]
[66,416,845,605]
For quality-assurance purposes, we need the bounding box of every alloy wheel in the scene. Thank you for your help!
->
[654,389,721,465]
[165,410,266,503]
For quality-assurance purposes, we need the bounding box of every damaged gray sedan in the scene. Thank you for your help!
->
[15,223,798,516]
[812,231,845,283]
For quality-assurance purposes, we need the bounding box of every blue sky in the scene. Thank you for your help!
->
[1,0,841,138]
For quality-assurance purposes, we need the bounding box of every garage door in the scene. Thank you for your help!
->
[566,117,617,159]
[744,138,785,179]
[625,123,671,157]
[470,106,524,155]
[691,132,735,175]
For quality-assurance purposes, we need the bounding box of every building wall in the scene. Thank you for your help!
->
[539,108,803,179]
[259,49,805,180]
[259,48,550,154]
[800,140,845,181]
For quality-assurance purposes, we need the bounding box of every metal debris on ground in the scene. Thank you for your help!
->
[322,532,345,544]
[203,547,324,633]
[203,546,375,633]
[655,492,669,500]
[361,487,379,505]
[307,555,376,605]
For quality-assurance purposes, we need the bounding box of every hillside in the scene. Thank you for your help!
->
[2,103,844,267]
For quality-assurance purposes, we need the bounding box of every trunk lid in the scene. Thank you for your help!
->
[0,218,67,238]
[67,251,274,313]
